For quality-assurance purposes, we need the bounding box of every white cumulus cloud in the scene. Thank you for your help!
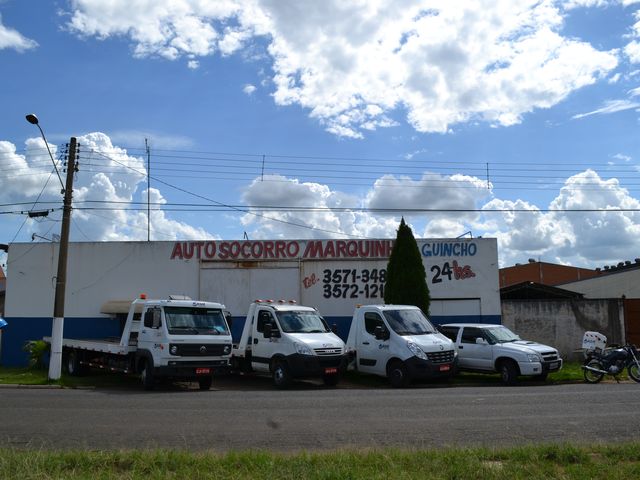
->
[65,0,619,137]
[0,14,37,51]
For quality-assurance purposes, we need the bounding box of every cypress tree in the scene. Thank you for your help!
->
[384,218,431,315]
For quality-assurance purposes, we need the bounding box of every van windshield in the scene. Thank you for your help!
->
[383,309,437,336]
[276,310,330,333]
[164,307,230,335]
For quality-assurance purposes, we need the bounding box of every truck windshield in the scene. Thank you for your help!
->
[383,309,437,336]
[164,307,230,335]
[276,310,330,333]
[485,326,520,343]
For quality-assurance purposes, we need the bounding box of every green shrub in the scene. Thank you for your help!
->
[22,340,50,370]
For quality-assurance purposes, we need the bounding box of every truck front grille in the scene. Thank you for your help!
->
[314,347,343,356]
[171,343,231,356]
[426,350,455,364]
[541,351,559,362]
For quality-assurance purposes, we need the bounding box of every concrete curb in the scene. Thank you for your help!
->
[0,383,63,389]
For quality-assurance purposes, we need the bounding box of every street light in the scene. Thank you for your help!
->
[26,114,77,380]
[25,114,65,192]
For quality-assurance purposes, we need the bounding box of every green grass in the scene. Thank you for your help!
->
[0,367,139,388]
[0,361,627,390]
[0,444,639,479]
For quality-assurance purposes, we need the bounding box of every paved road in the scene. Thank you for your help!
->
[1,382,638,451]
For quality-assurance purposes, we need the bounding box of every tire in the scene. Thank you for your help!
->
[583,359,605,384]
[140,361,155,391]
[272,360,292,389]
[323,374,339,387]
[628,362,640,383]
[387,360,410,388]
[499,360,519,385]
[64,350,85,376]
[198,376,213,390]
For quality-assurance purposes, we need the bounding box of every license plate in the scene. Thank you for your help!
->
[439,364,451,372]
[548,362,559,370]
[324,367,338,375]
[195,368,211,375]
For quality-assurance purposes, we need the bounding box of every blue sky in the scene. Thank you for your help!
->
[1,0,640,271]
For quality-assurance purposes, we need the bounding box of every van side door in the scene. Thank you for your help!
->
[251,308,280,373]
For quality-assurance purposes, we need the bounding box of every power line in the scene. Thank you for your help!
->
[87,149,365,238]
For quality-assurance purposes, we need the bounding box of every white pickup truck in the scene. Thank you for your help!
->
[231,300,348,388]
[438,323,563,384]
[47,295,233,390]
[346,305,457,387]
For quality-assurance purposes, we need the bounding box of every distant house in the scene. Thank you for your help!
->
[500,259,640,349]
[499,259,599,288]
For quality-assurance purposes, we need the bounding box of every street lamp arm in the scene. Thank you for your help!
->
[25,114,65,192]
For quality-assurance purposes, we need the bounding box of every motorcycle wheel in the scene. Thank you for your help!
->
[628,362,640,383]
[583,359,605,384]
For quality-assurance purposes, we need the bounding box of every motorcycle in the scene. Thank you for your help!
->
[582,343,640,384]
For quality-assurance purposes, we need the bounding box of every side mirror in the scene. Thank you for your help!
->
[331,323,338,334]
[144,309,161,329]
[263,323,280,338]
[224,311,233,328]
[374,325,389,341]
[264,323,272,339]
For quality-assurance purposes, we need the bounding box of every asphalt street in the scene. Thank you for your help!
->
[1,382,638,451]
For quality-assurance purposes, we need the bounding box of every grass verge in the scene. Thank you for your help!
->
[0,443,639,479]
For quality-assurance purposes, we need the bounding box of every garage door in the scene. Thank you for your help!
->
[199,264,300,316]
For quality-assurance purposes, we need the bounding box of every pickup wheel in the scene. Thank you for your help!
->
[198,376,213,391]
[140,361,155,391]
[387,360,411,388]
[499,360,519,385]
[272,360,292,389]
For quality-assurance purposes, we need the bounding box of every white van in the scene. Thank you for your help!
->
[232,300,347,388]
[346,304,457,387]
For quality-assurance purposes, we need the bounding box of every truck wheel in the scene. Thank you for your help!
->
[140,361,155,391]
[198,376,213,390]
[272,360,292,389]
[323,374,339,387]
[387,360,410,388]
[499,360,519,385]
[64,350,85,376]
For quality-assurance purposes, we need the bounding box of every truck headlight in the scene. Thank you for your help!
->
[170,345,178,355]
[527,354,541,362]
[407,341,427,360]
[294,342,314,356]
[223,345,231,355]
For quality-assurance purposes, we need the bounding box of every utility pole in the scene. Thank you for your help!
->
[146,138,150,241]
[49,137,77,380]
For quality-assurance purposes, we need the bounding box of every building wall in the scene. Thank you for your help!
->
[561,268,640,298]
[3,237,501,366]
[499,261,598,288]
[501,299,625,361]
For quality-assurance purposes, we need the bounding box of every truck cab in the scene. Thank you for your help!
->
[438,323,563,384]
[135,298,233,389]
[346,305,457,387]
[232,300,348,388]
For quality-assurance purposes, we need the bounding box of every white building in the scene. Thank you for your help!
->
[2,238,500,366]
